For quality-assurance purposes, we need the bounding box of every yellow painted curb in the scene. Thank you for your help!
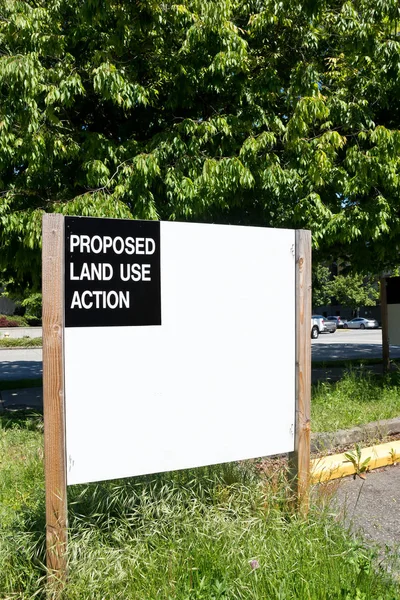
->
[311,440,400,483]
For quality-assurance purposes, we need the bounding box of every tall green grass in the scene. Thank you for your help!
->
[312,369,400,432]
[1,414,399,599]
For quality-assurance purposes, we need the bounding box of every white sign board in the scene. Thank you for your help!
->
[63,219,296,485]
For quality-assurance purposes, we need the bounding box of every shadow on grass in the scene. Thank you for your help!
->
[312,367,400,390]
[0,409,43,431]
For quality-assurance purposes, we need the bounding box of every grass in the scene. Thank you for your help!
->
[312,357,400,369]
[0,414,399,599]
[312,369,400,432]
[0,336,42,348]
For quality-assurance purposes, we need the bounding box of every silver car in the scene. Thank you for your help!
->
[343,317,379,329]
[312,314,337,334]
[326,316,347,329]
[311,315,325,339]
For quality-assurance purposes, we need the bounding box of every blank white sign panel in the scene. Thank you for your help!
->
[64,221,296,485]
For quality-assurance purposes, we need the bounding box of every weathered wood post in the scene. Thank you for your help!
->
[42,213,68,590]
[289,230,312,514]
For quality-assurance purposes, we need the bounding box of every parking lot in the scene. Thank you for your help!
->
[313,328,382,345]
[312,328,400,361]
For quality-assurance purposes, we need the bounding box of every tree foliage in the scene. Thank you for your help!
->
[312,266,379,311]
[330,273,379,311]
[1,0,400,290]
[312,264,333,308]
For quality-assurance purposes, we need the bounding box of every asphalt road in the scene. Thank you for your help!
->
[332,463,400,575]
[312,328,400,361]
[0,347,43,380]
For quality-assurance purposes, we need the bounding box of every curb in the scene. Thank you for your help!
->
[311,440,400,482]
[311,417,400,452]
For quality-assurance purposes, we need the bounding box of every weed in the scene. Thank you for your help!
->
[344,444,371,480]
[388,447,398,465]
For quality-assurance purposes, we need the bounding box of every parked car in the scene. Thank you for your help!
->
[311,315,325,339]
[322,319,337,334]
[326,316,347,329]
[343,317,379,329]
[312,314,336,336]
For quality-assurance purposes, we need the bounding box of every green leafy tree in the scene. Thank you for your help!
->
[2,0,400,291]
[312,264,333,308]
[330,274,379,313]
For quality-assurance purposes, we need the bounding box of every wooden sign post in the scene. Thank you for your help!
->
[42,214,68,588]
[42,214,311,586]
[289,230,312,514]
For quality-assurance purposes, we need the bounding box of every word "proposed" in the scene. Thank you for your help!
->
[70,235,156,255]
